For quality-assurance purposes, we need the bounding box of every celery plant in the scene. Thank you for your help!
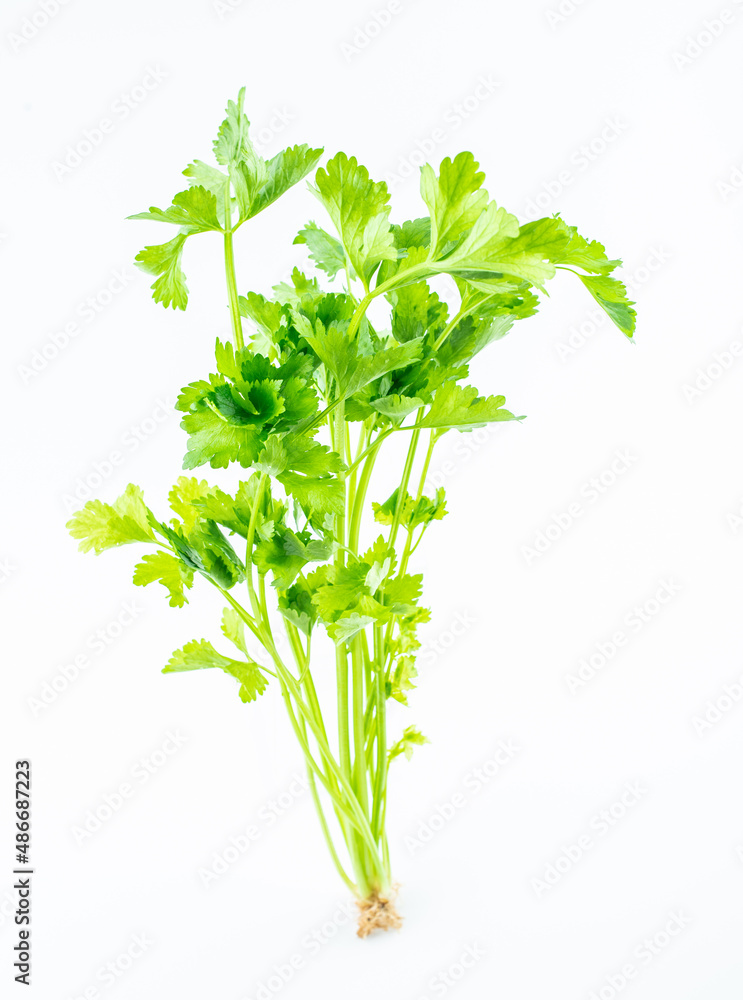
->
[68,90,635,935]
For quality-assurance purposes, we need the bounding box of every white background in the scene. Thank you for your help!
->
[2,0,743,997]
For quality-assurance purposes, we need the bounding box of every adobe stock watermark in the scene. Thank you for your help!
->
[72,732,189,845]
[566,579,683,693]
[211,0,250,18]
[690,669,743,736]
[341,0,403,61]
[18,267,134,384]
[0,558,17,586]
[404,739,521,854]
[251,108,295,154]
[198,773,308,888]
[586,910,691,1000]
[68,933,153,1000]
[681,339,743,403]
[531,781,648,897]
[716,156,743,200]
[417,611,477,669]
[61,396,176,514]
[384,75,501,191]
[238,899,357,1000]
[521,117,628,222]
[422,416,508,500]
[544,0,593,30]
[7,0,71,52]
[413,943,486,999]
[27,600,144,716]
[555,247,670,362]
[52,66,169,181]
[726,498,743,534]
[522,449,637,565]
[672,2,743,72]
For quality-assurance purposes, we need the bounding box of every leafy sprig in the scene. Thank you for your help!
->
[69,91,634,926]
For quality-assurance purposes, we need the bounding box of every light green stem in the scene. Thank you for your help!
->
[223,185,244,350]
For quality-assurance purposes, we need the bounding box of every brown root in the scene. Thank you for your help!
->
[356,888,403,938]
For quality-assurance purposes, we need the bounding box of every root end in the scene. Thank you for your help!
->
[356,888,403,938]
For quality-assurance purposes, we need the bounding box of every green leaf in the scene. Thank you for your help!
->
[128,186,222,233]
[388,656,417,705]
[134,234,189,310]
[255,433,344,478]
[409,488,447,529]
[213,339,245,380]
[550,217,620,275]
[272,267,322,305]
[212,88,268,220]
[168,476,215,531]
[182,159,229,200]
[295,221,347,279]
[387,280,448,343]
[578,274,636,337]
[213,88,255,166]
[372,487,414,527]
[176,375,225,413]
[343,340,423,398]
[252,433,345,517]
[371,487,446,532]
[420,152,489,255]
[249,145,323,219]
[438,281,537,366]
[420,382,519,430]
[326,613,376,643]
[363,536,395,592]
[278,472,344,518]
[278,578,318,636]
[382,572,423,610]
[370,394,424,422]
[442,202,526,275]
[192,478,265,538]
[311,564,368,618]
[361,535,396,574]
[190,519,245,589]
[391,217,431,249]
[221,606,249,656]
[129,185,223,310]
[254,528,312,590]
[312,153,397,281]
[181,407,262,469]
[388,725,429,762]
[67,484,155,554]
[282,434,345,476]
[164,638,268,703]
[133,551,194,607]
[439,313,514,367]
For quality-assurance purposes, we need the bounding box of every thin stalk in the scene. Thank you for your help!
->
[283,618,357,853]
[297,716,356,893]
[348,435,384,554]
[329,396,371,886]
[386,412,424,550]
[332,399,352,781]
[398,429,437,577]
[244,473,267,619]
[219,588,383,868]
[346,425,391,478]
[351,635,369,814]
[222,185,244,350]
[370,622,388,840]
